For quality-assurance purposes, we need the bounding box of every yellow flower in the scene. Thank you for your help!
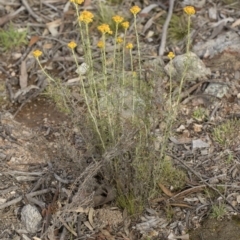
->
[183,6,195,15]
[126,43,133,49]
[79,10,94,24]
[167,52,175,60]
[97,41,104,48]
[130,6,141,15]
[121,21,129,30]
[112,15,124,24]
[116,37,123,44]
[97,24,112,35]
[33,50,42,58]
[70,0,84,4]
[68,41,77,49]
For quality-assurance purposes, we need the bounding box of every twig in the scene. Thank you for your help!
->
[0,6,25,26]
[58,215,77,237]
[26,196,45,208]
[209,102,221,120]
[60,227,67,240]
[26,189,51,198]
[159,0,175,56]
[0,196,23,210]
[0,186,18,196]
[21,0,42,22]
[54,173,74,184]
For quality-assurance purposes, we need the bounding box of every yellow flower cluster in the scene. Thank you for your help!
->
[183,6,195,15]
[97,41,104,48]
[68,41,77,49]
[79,10,94,24]
[112,15,124,24]
[70,0,84,4]
[126,43,133,49]
[97,24,112,35]
[121,21,129,30]
[130,6,141,15]
[33,50,42,58]
[116,37,123,44]
[167,52,175,60]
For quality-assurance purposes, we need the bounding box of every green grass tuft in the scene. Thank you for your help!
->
[0,23,28,51]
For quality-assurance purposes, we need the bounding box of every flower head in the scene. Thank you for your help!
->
[112,15,124,24]
[121,21,129,30]
[68,41,77,49]
[70,0,84,4]
[97,24,113,35]
[167,52,175,60]
[126,43,133,49]
[183,6,195,15]
[33,50,42,58]
[79,10,94,24]
[97,41,104,48]
[130,6,141,15]
[116,37,123,44]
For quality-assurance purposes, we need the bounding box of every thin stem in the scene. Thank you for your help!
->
[186,16,191,53]
[129,49,135,122]
[113,24,119,79]
[133,15,142,81]
[72,50,106,150]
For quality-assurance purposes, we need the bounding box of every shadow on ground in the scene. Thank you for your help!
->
[190,216,240,240]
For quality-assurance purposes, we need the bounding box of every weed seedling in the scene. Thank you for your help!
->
[0,23,27,51]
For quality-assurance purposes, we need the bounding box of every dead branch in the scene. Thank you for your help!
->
[159,0,175,56]
[21,0,42,22]
[0,6,25,26]
[0,196,23,210]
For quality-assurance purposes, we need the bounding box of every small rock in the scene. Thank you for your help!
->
[21,204,42,233]
[193,31,240,58]
[204,83,229,98]
[192,139,209,149]
[0,198,6,204]
[181,0,206,8]
[164,52,211,82]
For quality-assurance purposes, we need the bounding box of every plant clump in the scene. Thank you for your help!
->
[32,1,196,217]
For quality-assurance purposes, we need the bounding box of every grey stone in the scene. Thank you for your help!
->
[204,83,229,98]
[21,204,42,233]
[164,52,211,82]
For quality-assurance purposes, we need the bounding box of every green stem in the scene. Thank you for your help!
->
[134,15,142,81]
[72,49,106,150]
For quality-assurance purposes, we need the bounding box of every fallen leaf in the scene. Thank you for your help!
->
[158,183,174,197]
[231,18,240,28]
[28,36,40,47]
[193,123,202,133]
[84,221,93,231]
[46,19,62,36]
[88,207,94,228]
[100,229,115,240]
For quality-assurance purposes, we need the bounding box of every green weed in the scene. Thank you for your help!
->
[0,23,27,51]
[211,203,226,220]
[212,119,240,147]
[192,107,208,122]
[159,157,186,190]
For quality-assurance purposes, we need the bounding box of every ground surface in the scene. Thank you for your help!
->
[1,0,240,239]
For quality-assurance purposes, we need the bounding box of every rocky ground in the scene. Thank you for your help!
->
[1,0,240,239]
